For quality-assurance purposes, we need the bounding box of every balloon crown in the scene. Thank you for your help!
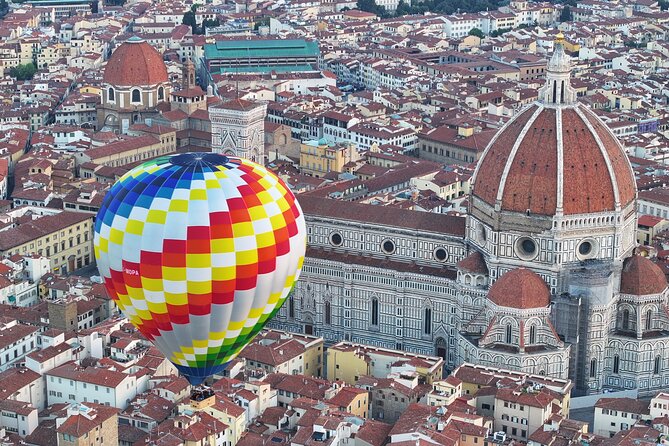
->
[169,152,230,167]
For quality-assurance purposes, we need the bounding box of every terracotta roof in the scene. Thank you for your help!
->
[456,251,488,274]
[473,104,636,216]
[620,255,667,295]
[239,337,305,366]
[595,397,650,414]
[0,323,38,350]
[215,98,261,112]
[488,268,550,309]
[46,361,132,388]
[327,387,367,409]
[0,211,91,251]
[103,37,168,87]
[356,420,392,446]
[299,195,465,237]
[57,404,118,437]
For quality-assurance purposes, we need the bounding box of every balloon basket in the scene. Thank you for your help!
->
[190,385,215,407]
[191,385,214,401]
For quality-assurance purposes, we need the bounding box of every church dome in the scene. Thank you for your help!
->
[471,38,636,217]
[620,255,667,295]
[103,36,168,87]
[488,268,550,309]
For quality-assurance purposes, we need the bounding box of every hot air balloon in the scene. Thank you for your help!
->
[94,153,306,385]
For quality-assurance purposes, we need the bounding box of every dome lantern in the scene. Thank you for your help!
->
[538,32,577,106]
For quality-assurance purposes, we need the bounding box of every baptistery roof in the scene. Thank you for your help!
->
[103,36,168,87]
[471,37,636,217]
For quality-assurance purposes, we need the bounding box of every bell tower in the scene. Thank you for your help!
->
[183,59,196,90]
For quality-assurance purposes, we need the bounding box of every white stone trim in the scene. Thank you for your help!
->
[555,107,564,215]
[495,105,545,207]
[574,106,620,209]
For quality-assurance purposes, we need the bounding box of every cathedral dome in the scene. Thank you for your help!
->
[471,38,636,217]
[620,255,667,295]
[488,268,550,309]
[103,37,168,87]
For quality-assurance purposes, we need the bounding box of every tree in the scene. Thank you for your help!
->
[395,0,412,16]
[490,27,511,37]
[660,0,669,10]
[559,5,572,22]
[468,27,484,38]
[253,16,270,30]
[182,10,197,34]
[9,63,36,80]
[356,0,384,15]
[202,18,220,30]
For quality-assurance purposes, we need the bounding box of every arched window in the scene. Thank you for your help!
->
[590,359,597,378]
[158,86,164,101]
[371,298,378,326]
[325,301,331,325]
[646,310,653,330]
[622,309,630,330]
[505,324,512,344]
[613,355,620,374]
[529,325,536,345]
[655,356,662,375]
[108,87,115,101]
[289,294,295,318]
[423,308,432,335]
[131,89,141,103]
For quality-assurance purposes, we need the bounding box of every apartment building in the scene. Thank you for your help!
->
[0,320,39,372]
[0,211,93,275]
[45,362,143,409]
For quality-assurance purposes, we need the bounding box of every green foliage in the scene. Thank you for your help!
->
[660,0,669,10]
[356,0,388,16]
[355,0,508,18]
[559,5,572,22]
[182,10,197,34]
[190,3,201,12]
[395,0,413,16]
[468,27,484,38]
[0,0,7,11]
[202,18,220,29]
[9,63,36,80]
[254,16,270,30]
[490,27,511,37]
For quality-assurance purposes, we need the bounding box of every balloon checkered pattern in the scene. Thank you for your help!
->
[94,153,306,384]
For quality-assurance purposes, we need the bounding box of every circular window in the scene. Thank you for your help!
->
[329,232,343,247]
[515,237,538,260]
[579,241,592,255]
[382,240,396,254]
[576,238,598,260]
[434,247,448,262]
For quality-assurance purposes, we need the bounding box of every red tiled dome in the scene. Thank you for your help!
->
[620,255,667,295]
[457,251,488,275]
[103,37,168,87]
[488,268,550,309]
[472,103,636,216]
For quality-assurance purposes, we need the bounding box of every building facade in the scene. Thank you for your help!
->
[0,211,93,275]
[210,98,266,163]
[97,37,171,133]
[271,36,669,397]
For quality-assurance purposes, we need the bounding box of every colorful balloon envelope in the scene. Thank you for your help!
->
[94,153,306,385]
